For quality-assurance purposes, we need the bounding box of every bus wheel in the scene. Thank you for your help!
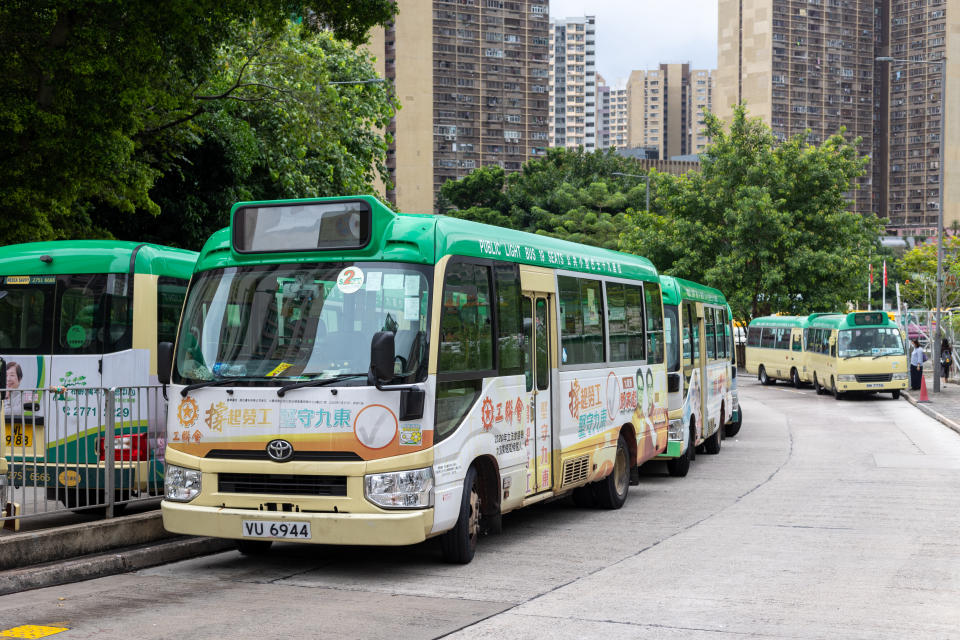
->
[832,377,843,400]
[704,424,722,455]
[814,374,826,395]
[759,366,773,385]
[666,424,695,478]
[891,390,901,400]
[595,434,630,509]
[237,540,273,556]
[791,368,801,388]
[441,465,481,564]
[725,407,742,438]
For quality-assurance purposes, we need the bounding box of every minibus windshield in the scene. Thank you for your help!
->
[838,327,905,359]
[174,262,431,384]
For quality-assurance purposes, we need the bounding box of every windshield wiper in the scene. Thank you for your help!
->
[276,374,367,397]
[180,377,247,397]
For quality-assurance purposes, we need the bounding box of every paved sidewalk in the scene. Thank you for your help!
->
[902,362,960,436]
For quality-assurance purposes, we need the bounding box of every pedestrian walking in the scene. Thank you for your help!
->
[910,339,926,390]
[940,337,953,382]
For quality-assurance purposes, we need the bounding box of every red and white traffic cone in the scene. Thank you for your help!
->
[918,374,930,403]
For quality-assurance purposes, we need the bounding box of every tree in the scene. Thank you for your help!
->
[897,237,960,311]
[0,1,397,246]
[620,105,882,321]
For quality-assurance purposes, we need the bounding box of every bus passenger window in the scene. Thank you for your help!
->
[644,282,663,364]
[775,328,791,350]
[746,327,761,347]
[558,276,605,365]
[438,263,493,373]
[705,308,716,360]
[495,264,524,376]
[608,283,645,362]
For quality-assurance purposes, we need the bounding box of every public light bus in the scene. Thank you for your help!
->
[0,241,197,512]
[160,196,670,563]
[745,312,908,399]
[802,312,908,399]
[656,276,739,477]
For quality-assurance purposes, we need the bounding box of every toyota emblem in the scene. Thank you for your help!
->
[266,439,294,462]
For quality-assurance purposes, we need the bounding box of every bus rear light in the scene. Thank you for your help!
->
[98,433,150,461]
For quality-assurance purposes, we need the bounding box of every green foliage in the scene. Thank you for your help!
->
[0,1,396,247]
[897,236,960,310]
[620,105,882,321]
[441,148,651,250]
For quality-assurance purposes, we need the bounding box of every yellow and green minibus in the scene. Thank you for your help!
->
[803,312,908,399]
[0,241,197,511]
[657,276,739,477]
[744,315,809,387]
[160,195,670,563]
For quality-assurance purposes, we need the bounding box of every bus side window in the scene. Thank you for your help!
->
[704,307,716,360]
[687,303,700,365]
[494,263,524,376]
[746,326,761,348]
[643,282,663,364]
[792,332,802,352]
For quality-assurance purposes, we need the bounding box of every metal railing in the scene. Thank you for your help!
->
[2,385,167,526]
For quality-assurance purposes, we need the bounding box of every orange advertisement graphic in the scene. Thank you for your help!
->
[177,397,199,428]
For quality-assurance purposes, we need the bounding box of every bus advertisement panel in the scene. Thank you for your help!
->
[161,196,669,563]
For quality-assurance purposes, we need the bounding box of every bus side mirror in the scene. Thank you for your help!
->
[368,331,395,386]
[158,342,173,385]
[667,372,681,393]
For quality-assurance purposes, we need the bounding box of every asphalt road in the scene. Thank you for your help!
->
[1,377,958,639]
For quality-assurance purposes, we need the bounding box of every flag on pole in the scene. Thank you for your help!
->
[883,261,888,287]
[869,263,873,284]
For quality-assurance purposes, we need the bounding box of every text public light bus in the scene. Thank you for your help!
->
[0,241,196,513]
[160,196,670,563]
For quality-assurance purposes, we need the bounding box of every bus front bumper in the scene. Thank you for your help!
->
[836,379,907,393]
[162,501,435,546]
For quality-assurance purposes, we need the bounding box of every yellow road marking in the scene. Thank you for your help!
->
[0,626,69,638]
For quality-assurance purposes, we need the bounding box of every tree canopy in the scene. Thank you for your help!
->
[896,236,960,311]
[0,1,397,247]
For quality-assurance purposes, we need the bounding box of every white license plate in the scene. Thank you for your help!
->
[865,383,884,388]
[241,520,311,540]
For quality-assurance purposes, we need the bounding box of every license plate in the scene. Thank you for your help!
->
[4,424,44,452]
[865,383,884,389]
[241,520,311,540]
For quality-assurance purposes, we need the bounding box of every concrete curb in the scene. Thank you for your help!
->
[902,391,960,437]
[0,536,233,596]
[0,512,173,570]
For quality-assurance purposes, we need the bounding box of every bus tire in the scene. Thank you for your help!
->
[814,374,826,395]
[703,425,722,455]
[441,465,481,564]
[237,540,272,556]
[791,368,801,388]
[832,377,843,400]
[666,423,695,477]
[594,434,630,510]
[891,389,901,400]
[759,366,773,385]
[725,407,742,438]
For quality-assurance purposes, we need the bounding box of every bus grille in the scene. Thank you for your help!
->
[561,455,590,487]
[855,374,892,383]
[206,449,362,462]
[218,473,347,496]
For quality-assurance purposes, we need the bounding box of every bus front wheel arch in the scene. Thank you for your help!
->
[759,366,773,385]
[791,368,801,388]
[440,465,482,564]
[593,433,630,509]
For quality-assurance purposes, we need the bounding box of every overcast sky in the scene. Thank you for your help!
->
[549,0,718,88]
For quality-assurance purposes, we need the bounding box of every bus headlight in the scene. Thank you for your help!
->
[165,464,202,502]
[837,374,857,382]
[892,372,907,380]
[668,419,683,441]
[365,467,433,509]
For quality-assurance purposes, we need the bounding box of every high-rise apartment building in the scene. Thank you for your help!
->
[610,87,629,149]
[875,0,959,233]
[626,64,714,160]
[549,15,598,149]
[597,74,612,149]
[369,0,550,214]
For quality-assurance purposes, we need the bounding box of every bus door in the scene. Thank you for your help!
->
[522,294,553,496]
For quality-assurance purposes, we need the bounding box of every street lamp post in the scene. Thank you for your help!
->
[611,172,650,212]
[877,55,947,392]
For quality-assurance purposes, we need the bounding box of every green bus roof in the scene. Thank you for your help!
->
[0,240,197,279]
[748,315,811,329]
[659,275,727,306]
[806,311,894,330]
[195,195,658,282]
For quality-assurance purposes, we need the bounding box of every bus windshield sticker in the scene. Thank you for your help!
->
[365,271,382,291]
[404,297,420,317]
[266,362,293,377]
[404,275,420,295]
[383,273,405,290]
[65,325,87,348]
[336,267,364,294]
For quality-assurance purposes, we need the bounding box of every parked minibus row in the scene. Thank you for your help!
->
[2,197,743,563]
[744,312,909,399]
